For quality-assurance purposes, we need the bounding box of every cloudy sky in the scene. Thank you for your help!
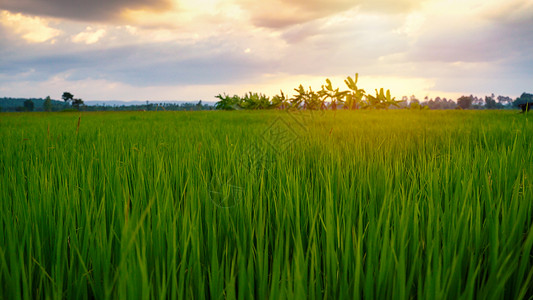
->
[0,0,532,101]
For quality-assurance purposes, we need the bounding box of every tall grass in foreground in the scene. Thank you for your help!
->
[0,110,532,299]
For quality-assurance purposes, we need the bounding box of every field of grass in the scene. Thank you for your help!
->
[1,110,532,299]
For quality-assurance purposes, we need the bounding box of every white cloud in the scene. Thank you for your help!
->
[395,12,425,37]
[0,10,61,43]
[72,27,106,44]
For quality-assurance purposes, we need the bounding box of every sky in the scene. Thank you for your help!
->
[0,0,532,102]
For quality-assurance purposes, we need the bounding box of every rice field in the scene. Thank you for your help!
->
[0,110,532,299]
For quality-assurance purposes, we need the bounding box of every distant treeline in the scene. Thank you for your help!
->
[81,101,214,112]
[214,92,530,111]
[1,85,532,113]
[0,97,67,112]
[0,98,214,112]
[212,74,532,111]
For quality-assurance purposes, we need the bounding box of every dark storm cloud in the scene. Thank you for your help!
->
[0,0,172,22]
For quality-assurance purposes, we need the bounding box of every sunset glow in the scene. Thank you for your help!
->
[1,0,532,101]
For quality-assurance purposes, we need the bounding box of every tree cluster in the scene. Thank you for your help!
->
[62,92,85,109]
[215,74,403,111]
[0,97,69,112]
[0,85,530,113]
[214,74,528,111]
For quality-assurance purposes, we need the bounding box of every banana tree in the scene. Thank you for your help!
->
[343,73,366,110]
[306,87,323,110]
[290,85,307,109]
[258,93,272,109]
[240,92,255,109]
[365,88,402,109]
[239,92,271,110]
[271,90,289,109]
[319,78,348,110]
[215,93,240,110]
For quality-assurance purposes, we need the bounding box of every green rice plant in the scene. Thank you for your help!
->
[0,110,531,299]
